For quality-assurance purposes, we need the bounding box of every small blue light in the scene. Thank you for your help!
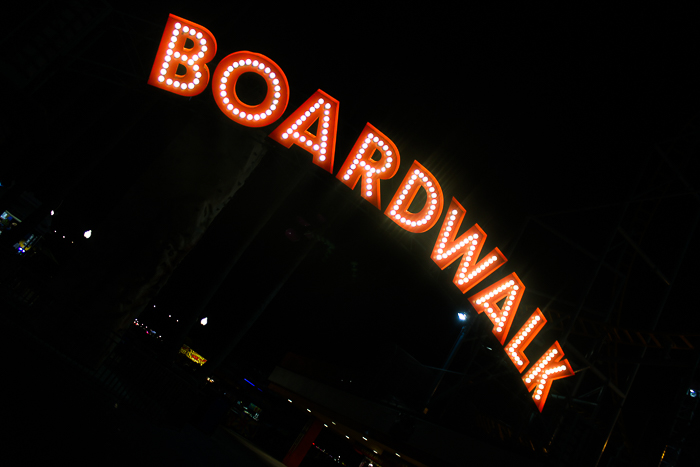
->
[690,389,697,398]
[244,378,255,387]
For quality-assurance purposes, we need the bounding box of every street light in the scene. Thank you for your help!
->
[424,311,471,413]
[201,317,208,325]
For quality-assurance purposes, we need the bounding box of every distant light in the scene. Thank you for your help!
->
[486,347,492,350]
[345,435,349,439]
[458,312,467,321]
[690,389,697,398]
[324,424,328,427]
[307,409,311,412]
[84,230,91,239]
[50,210,54,215]
[331,421,336,425]
[396,453,401,457]
[362,437,367,440]
[201,317,208,325]
[288,399,293,403]
[244,378,255,387]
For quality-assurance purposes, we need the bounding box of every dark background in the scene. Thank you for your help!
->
[4,2,699,465]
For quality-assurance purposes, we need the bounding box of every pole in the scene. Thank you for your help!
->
[424,313,471,413]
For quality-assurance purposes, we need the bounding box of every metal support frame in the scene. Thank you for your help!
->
[505,125,700,466]
[658,352,700,466]
[594,206,700,466]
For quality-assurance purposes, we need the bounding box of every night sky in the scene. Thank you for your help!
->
[5,2,700,464]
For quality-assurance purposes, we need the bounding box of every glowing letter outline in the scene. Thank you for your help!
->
[431,198,507,293]
[384,161,444,233]
[336,123,400,210]
[212,51,290,127]
[147,14,218,97]
[268,90,339,173]
[521,341,575,412]
[504,308,547,371]
[468,273,524,345]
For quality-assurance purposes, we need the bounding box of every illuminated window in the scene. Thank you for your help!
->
[431,198,507,293]
[336,123,400,210]
[148,14,218,97]
[467,273,524,345]
[212,51,289,127]
[384,161,444,233]
[268,90,339,173]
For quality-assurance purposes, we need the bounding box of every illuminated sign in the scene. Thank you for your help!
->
[333,123,400,210]
[269,90,339,174]
[180,344,207,365]
[149,14,573,412]
[212,51,290,128]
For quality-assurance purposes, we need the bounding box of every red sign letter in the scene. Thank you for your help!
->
[467,273,524,345]
[212,51,290,127]
[268,90,339,173]
[336,124,400,210]
[431,198,507,293]
[521,341,575,412]
[504,308,547,371]
[384,161,444,233]
[148,14,217,96]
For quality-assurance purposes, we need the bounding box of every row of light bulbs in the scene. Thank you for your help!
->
[433,210,501,285]
[280,98,333,161]
[218,59,281,121]
[436,211,477,260]
[156,24,209,90]
[533,363,567,400]
[523,347,560,393]
[474,280,519,333]
[287,399,385,456]
[506,314,542,367]
[388,169,438,227]
[342,132,394,194]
